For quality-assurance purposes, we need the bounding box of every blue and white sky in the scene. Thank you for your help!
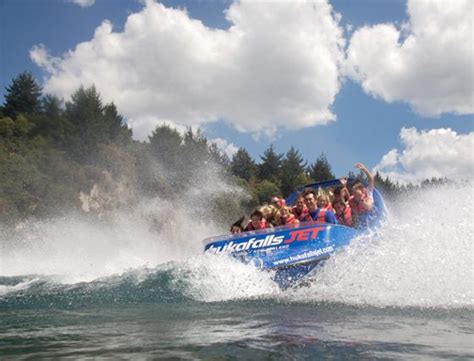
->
[1,0,473,182]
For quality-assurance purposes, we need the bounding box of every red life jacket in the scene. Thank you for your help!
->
[349,192,368,214]
[291,206,308,221]
[282,213,296,225]
[336,207,352,227]
[244,218,267,231]
[316,209,327,223]
[303,209,326,223]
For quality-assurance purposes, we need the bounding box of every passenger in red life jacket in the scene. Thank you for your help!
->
[349,163,375,228]
[244,210,268,231]
[332,178,351,205]
[333,199,353,227]
[274,207,299,226]
[291,193,309,221]
[302,189,337,224]
[317,193,333,212]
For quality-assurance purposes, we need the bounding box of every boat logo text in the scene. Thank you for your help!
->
[206,226,324,254]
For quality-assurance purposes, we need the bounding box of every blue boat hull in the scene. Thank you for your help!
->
[204,222,359,287]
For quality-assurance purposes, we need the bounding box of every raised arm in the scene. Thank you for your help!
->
[339,177,351,202]
[354,163,374,191]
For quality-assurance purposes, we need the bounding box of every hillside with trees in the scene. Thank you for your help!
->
[0,72,449,225]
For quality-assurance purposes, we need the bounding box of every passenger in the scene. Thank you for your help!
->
[317,193,333,212]
[349,163,375,228]
[244,209,268,231]
[230,216,245,234]
[259,205,277,227]
[291,193,308,221]
[274,207,299,226]
[333,200,352,227]
[333,178,350,205]
[271,196,286,209]
[302,188,337,224]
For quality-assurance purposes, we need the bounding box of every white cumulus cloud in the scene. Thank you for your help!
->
[211,138,239,159]
[374,127,474,183]
[346,0,473,117]
[31,0,345,140]
[68,0,95,8]
[30,44,61,74]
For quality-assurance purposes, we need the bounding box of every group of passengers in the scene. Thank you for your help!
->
[230,163,375,234]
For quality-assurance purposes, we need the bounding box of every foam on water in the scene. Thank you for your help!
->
[0,278,40,297]
[1,182,473,309]
[170,255,279,302]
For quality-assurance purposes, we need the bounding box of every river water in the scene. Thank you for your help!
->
[1,184,473,359]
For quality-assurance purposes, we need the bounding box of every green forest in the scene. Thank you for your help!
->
[0,72,447,225]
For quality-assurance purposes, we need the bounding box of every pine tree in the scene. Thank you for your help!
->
[148,124,183,169]
[258,144,283,182]
[137,124,183,195]
[280,146,307,196]
[102,103,132,145]
[308,152,335,182]
[3,72,42,118]
[30,94,66,143]
[183,128,210,162]
[230,147,256,181]
[64,86,104,161]
[208,142,230,169]
[63,86,133,161]
[374,171,394,197]
[42,95,62,119]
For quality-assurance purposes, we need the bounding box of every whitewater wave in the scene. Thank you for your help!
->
[0,256,278,309]
[0,278,40,297]
[1,183,473,309]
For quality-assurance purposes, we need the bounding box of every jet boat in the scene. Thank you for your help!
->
[203,179,386,288]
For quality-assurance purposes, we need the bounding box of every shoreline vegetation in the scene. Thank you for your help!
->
[1,72,449,226]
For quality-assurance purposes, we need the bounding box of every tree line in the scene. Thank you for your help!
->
[0,71,448,225]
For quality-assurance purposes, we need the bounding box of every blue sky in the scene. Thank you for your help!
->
[1,0,473,182]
